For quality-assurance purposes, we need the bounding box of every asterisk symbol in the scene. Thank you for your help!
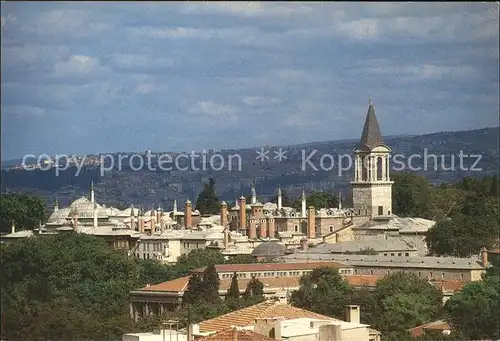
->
[256,148,269,162]
[273,148,288,162]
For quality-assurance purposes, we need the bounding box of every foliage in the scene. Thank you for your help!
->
[0,193,46,232]
[229,254,258,264]
[243,276,264,301]
[444,275,500,340]
[172,248,225,278]
[345,247,378,255]
[183,273,204,305]
[425,176,499,257]
[135,258,173,285]
[228,272,240,299]
[305,191,339,210]
[0,233,163,341]
[195,178,220,215]
[201,264,221,304]
[372,272,443,338]
[290,267,353,318]
[392,172,433,218]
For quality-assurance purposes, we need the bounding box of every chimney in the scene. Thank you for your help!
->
[249,219,257,239]
[185,200,192,229]
[239,196,246,232]
[481,247,488,268]
[220,201,228,227]
[345,305,360,324]
[307,206,316,239]
[224,228,230,249]
[232,328,238,341]
[319,324,342,341]
[268,218,276,239]
[130,205,135,230]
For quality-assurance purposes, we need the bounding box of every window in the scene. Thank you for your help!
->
[388,211,391,215]
[397,253,402,256]
[441,272,445,279]
[378,206,383,216]
[370,270,374,275]
[294,225,299,232]
[384,253,387,256]
[405,253,409,256]
[460,273,464,280]
[377,157,383,180]
[329,226,334,233]
[390,253,395,256]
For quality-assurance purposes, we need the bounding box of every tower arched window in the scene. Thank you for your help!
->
[361,156,368,181]
[377,157,383,180]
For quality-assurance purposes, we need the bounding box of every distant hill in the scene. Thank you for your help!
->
[2,126,498,209]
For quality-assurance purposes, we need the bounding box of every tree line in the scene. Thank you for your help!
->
[290,265,499,341]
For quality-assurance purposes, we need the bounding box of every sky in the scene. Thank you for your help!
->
[1,2,499,160]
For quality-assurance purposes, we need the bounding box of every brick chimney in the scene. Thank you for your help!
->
[481,247,488,268]
[239,196,246,232]
[267,218,276,239]
[307,206,316,239]
[185,200,192,229]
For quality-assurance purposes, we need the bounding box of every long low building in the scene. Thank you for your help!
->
[282,251,488,281]
[129,262,466,321]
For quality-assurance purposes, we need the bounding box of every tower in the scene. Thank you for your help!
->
[184,199,192,229]
[90,181,95,204]
[351,98,393,219]
[277,186,282,210]
[251,182,257,205]
[301,190,306,218]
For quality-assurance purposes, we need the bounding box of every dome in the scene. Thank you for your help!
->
[69,197,108,218]
[47,208,71,223]
[251,241,286,257]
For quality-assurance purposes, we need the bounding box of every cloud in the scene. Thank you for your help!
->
[1,2,498,160]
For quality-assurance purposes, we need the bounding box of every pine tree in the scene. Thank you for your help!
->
[183,273,203,305]
[243,276,264,301]
[201,263,220,304]
[228,272,240,299]
[195,178,220,215]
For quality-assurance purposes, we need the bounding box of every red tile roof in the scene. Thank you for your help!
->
[191,261,348,274]
[197,328,276,341]
[198,300,340,333]
[409,320,450,337]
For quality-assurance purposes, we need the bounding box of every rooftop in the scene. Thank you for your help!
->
[197,328,275,341]
[283,254,485,270]
[197,301,341,333]
[191,261,349,274]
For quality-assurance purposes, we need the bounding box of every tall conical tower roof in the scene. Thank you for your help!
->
[358,97,384,151]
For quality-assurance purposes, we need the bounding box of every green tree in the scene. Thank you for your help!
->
[305,191,339,209]
[372,272,443,338]
[426,215,498,256]
[135,258,173,285]
[392,172,432,218]
[201,264,220,304]
[195,178,220,215]
[1,233,140,340]
[445,275,500,340]
[290,267,353,318]
[243,276,264,301]
[0,193,46,232]
[173,248,225,278]
[227,272,240,299]
[228,254,258,264]
[183,273,203,305]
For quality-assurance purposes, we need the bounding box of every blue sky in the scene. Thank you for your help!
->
[1,2,499,160]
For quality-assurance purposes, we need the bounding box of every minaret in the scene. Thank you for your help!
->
[11,220,15,234]
[338,192,342,210]
[93,202,98,228]
[90,181,95,204]
[277,186,282,210]
[301,189,306,218]
[130,205,135,230]
[54,197,59,212]
[251,182,257,205]
[173,200,178,214]
[351,97,393,219]
[220,201,228,227]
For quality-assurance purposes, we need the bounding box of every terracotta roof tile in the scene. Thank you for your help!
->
[344,275,381,287]
[141,276,189,292]
[192,261,348,274]
[197,328,276,341]
[198,301,340,333]
[429,280,465,292]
